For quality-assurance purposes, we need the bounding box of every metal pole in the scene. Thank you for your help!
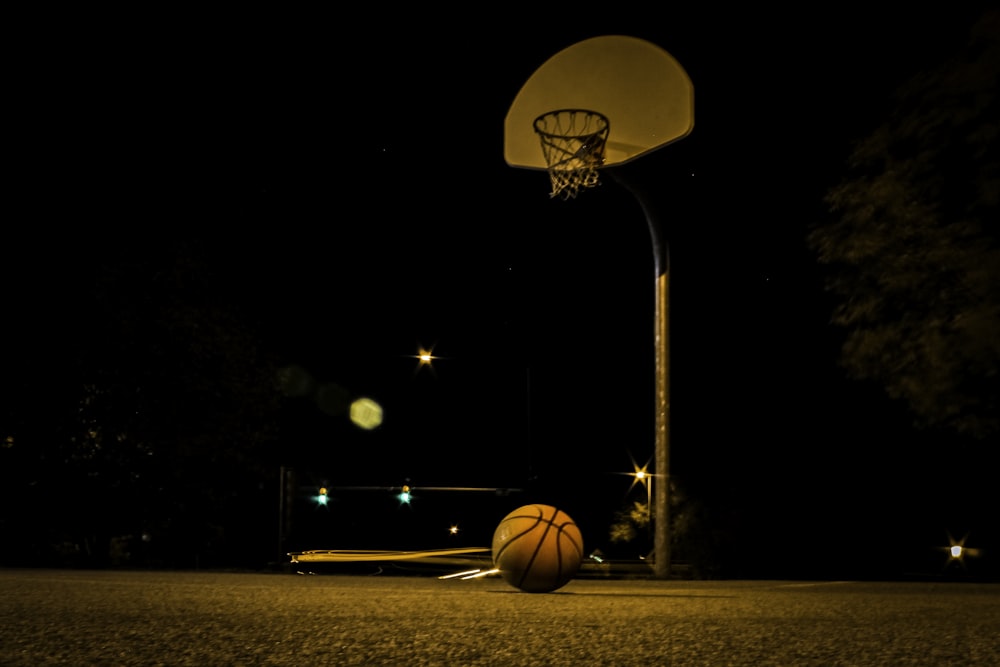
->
[608,168,670,579]
[278,466,294,567]
[278,466,285,565]
[653,260,670,580]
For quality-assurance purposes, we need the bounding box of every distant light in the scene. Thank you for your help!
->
[316,487,329,506]
[941,532,982,568]
[408,345,446,375]
[449,525,459,535]
[628,458,653,494]
[396,484,413,505]
[416,346,438,367]
[350,397,383,429]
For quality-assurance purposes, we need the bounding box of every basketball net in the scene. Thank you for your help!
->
[533,109,610,200]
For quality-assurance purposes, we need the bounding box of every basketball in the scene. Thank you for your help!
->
[491,504,584,593]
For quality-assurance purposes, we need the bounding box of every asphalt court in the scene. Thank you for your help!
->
[2,569,998,665]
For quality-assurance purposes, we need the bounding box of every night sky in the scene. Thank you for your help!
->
[7,6,998,577]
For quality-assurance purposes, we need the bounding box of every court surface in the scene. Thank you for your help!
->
[2,569,998,665]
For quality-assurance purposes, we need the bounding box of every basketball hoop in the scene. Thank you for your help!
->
[533,109,610,199]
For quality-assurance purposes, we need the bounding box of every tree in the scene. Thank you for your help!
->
[1,237,286,567]
[86,240,286,567]
[808,10,1000,440]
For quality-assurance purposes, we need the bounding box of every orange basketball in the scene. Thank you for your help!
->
[492,504,584,593]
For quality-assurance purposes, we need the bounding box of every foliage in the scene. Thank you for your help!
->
[808,10,1000,440]
[608,500,650,546]
[607,481,725,578]
[1,239,285,567]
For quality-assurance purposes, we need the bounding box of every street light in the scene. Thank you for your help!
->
[407,345,444,376]
[633,469,652,511]
[615,454,657,527]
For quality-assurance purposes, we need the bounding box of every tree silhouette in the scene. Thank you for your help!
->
[808,10,1000,440]
[1,238,285,567]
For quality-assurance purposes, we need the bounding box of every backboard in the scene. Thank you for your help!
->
[504,35,694,172]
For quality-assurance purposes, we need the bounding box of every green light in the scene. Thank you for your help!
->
[397,485,412,504]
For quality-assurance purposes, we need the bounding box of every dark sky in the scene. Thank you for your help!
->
[9,6,997,575]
